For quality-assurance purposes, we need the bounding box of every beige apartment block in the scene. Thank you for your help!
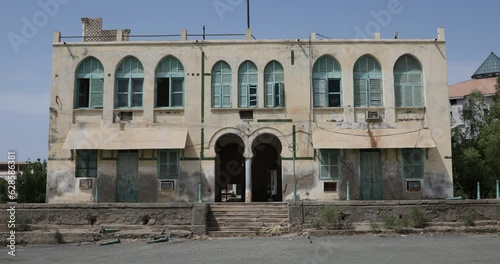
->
[47,18,452,203]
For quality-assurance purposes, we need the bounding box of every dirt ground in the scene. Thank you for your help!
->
[1,234,499,264]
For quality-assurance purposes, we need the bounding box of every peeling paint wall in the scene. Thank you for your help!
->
[48,26,452,203]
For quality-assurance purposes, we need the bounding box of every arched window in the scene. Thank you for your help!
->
[115,56,144,108]
[394,55,424,107]
[211,61,232,108]
[313,55,342,107]
[238,61,258,108]
[156,56,184,108]
[264,61,284,108]
[75,57,104,108]
[354,55,383,107]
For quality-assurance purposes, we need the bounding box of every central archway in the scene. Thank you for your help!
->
[251,133,283,202]
[214,134,245,202]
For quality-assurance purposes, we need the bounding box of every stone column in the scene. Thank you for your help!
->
[245,156,252,203]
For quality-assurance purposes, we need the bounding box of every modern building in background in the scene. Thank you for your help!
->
[449,52,500,129]
[47,18,452,203]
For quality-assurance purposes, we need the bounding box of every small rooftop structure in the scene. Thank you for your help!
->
[471,52,500,79]
[81,18,130,42]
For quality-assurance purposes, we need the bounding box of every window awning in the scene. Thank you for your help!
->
[62,127,188,150]
[312,128,436,149]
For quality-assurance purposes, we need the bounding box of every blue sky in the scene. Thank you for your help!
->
[0,0,499,161]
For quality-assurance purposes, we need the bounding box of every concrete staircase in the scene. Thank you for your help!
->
[207,203,289,237]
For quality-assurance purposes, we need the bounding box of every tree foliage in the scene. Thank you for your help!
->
[453,77,500,198]
[17,159,47,203]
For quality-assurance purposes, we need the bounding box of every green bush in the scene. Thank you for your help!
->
[369,221,380,233]
[380,211,397,229]
[54,230,64,244]
[319,205,341,230]
[410,207,428,228]
[0,179,8,203]
[460,211,476,227]
[17,159,47,203]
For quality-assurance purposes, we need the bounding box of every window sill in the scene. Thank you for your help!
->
[313,107,344,111]
[353,107,386,111]
[211,107,286,111]
[154,107,184,111]
[395,107,426,111]
[74,108,103,112]
[113,108,144,112]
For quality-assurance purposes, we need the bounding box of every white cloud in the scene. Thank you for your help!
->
[0,92,50,115]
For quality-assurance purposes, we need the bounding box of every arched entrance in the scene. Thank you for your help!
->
[214,134,245,202]
[251,133,283,202]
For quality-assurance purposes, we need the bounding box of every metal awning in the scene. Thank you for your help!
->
[62,127,188,150]
[312,128,436,149]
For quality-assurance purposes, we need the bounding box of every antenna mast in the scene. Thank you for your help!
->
[247,0,250,29]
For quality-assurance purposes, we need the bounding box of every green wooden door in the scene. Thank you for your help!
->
[116,151,139,202]
[360,150,382,200]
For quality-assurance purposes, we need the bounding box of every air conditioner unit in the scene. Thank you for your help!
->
[160,181,175,191]
[114,112,133,123]
[365,111,380,121]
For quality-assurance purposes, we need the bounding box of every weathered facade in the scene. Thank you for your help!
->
[47,18,453,203]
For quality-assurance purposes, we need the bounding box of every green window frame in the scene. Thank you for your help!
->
[318,149,340,180]
[158,150,180,179]
[354,55,383,107]
[115,56,144,108]
[156,56,185,108]
[211,61,232,108]
[394,55,424,107]
[238,60,258,108]
[401,148,424,179]
[75,57,104,109]
[313,55,342,107]
[264,61,285,108]
[76,150,97,177]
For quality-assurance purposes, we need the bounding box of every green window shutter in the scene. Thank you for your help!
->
[319,149,340,180]
[313,79,326,107]
[402,149,424,179]
[76,150,97,177]
[212,84,222,108]
[265,83,274,107]
[158,150,179,179]
[369,78,382,106]
[277,82,284,107]
[239,84,248,107]
[90,78,104,108]
[171,78,184,107]
[222,85,231,107]
[403,85,413,107]
[395,84,402,107]
[413,85,423,106]
[354,78,367,107]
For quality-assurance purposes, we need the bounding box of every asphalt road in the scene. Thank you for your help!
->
[2,234,499,264]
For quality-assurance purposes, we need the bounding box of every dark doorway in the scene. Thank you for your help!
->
[360,149,383,200]
[214,134,245,202]
[251,134,282,202]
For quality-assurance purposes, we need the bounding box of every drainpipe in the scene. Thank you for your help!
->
[198,51,205,203]
[346,181,350,201]
[476,182,481,200]
[293,125,297,201]
[95,185,99,203]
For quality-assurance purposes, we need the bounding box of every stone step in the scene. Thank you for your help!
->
[207,231,259,237]
[209,213,288,218]
[208,225,289,231]
[209,207,288,212]
[207,217,288,222]
[208,220,288,226]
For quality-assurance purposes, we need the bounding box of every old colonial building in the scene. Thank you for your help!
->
[47,18,453,203]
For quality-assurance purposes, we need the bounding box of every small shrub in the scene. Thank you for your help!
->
[54,230,64,244]
[394,218,410,234]
[460,211,476,227]
[313,220,321,230]
[380,211,397,229]
[410,208,428,228]
[369,221,380,233]
[319,205,341,230]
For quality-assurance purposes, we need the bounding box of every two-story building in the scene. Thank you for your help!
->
[47,18,453,203]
